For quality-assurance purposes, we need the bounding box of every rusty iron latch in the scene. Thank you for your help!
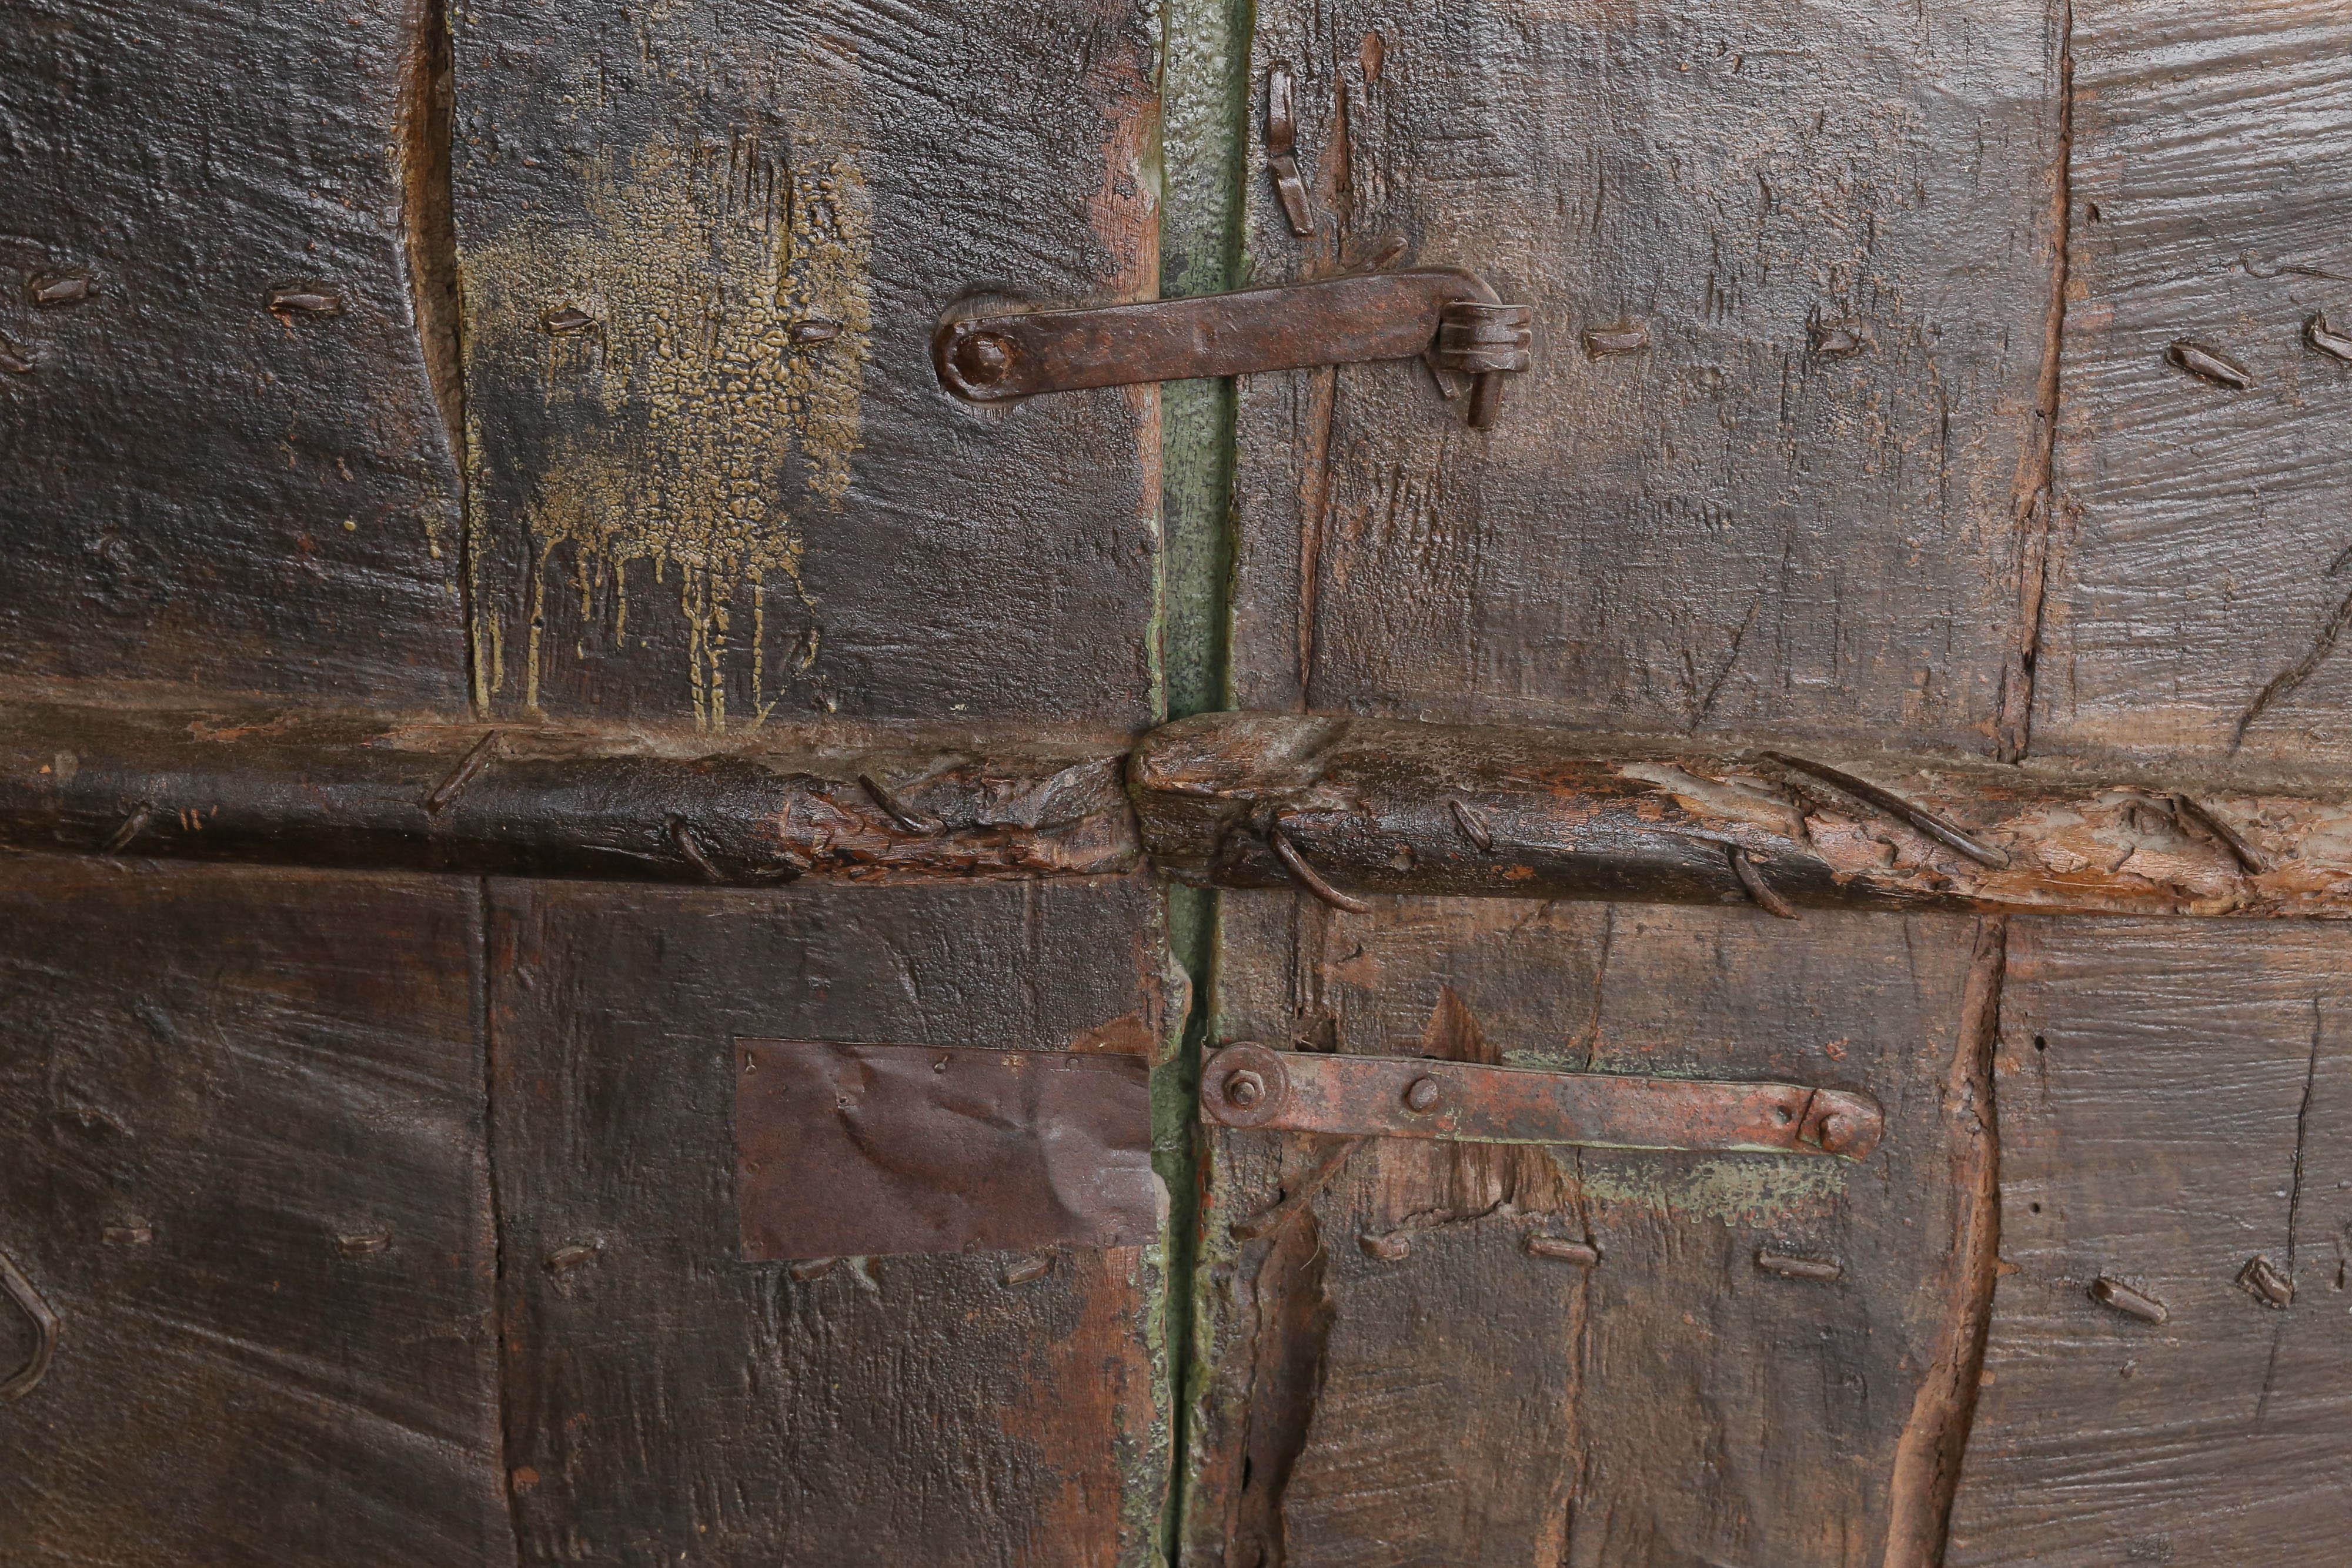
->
[1200,1042,1883,1160]
[934,268,1536,427]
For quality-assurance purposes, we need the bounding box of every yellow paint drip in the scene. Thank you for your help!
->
[467,79,871,728]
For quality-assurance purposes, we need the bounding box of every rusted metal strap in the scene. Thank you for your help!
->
[1131,711,2352,922]
[934,268,1535,427]
[1201,1042,1883,1160]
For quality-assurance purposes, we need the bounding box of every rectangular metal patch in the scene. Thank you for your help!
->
[734,1039,1161,1262]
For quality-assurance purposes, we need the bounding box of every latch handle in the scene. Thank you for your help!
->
[1201,1042,1883,1161]
[934,268,1534,427]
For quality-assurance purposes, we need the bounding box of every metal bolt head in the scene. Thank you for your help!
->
[1402,1075,1441,1114]
[1224,1068,1267,1109]
[951,330,1015,387]
[1817,1112,1854,1154]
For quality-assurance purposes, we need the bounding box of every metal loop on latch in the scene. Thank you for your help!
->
[1434,302,1535,427]
[0,1248,59,1402]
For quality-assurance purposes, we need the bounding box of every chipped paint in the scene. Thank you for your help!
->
[465,63,871,728]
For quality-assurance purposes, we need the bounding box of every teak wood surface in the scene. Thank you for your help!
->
[3,0,2348,1564]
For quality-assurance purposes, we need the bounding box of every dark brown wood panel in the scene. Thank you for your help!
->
[1188,895,1994,1567]
[2030,6,2352,777]
[0,0,469,707]
[0,859,507,1566]
[1228,1,2063,753]
[452,0,1162,728]
[489,875,1171,1566]
[1946,920,2352,1566]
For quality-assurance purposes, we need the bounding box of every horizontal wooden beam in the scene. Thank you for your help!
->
[12,700,2352,920]
[0,700,1138,885]
[1131,713,2352,921]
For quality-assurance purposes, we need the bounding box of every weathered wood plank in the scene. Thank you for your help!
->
[489,875,1170,1566]
[0,697,1137,885]
[1946,920,2352,1566]
[2029,5,2352,775]
[0,0,469,707]
[1135,711,2352,921]
[0,859,507,1566]
[1187,895,1992,1567]
[452,0,1162,728]
[1228,0,2062,754]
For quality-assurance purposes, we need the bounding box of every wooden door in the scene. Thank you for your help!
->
[5,2,2350,1566]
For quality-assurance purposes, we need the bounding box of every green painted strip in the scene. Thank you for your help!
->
[1154,1,1249,1562]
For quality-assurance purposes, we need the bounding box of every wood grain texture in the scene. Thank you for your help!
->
[1946,920,2352,1566]
[1135,711,2352,921]
[0,858,507,1566]
[2030,5,2352,775]
[452,0,1162,728]
[1187,895,1991,1567]
[489,875,1170,1566]
[0,0,469,707]
[0,697,1139,885]
[1228,0,2063,754]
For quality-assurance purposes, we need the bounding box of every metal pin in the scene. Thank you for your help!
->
[1759,753,2010,869]
[424,730,500,813]
[105,803,155,854]
[858,773,946,835]
[1448,797,1495,852]
[1402,1075,1441,1113]
[1001,1255,1054,1286]
[337,1228,393,1258]
[268,285,344,318]
[2168,793,2267,875]
[2166,340,2253,390]
[1349,235,1408,273]
[787,1257,838,1283]
[539,305,597,335]
[1525,1236,1600,1266]
[102,1223,153,1246]
[544,1242,600,1273]
[1811,320,1866,357]
[2238,1255,2293,1309]
[2090,1275,2169,1324]
[1266,66,1317,237]
[1756,1249,1843,1282]
[27,271,92,307]
[1729,846,1799,920]
[669,816,728,883]
[1268,821,1373,914]
[1359,1231,1411,1262]
[790,318,841,345]
[1583,321,1652,356]
[0,333,31,375]
[2307,313,2352,364]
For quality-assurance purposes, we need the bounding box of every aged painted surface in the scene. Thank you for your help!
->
[2029,6,2352,778]
[1947,920,2352,1565]
[454,0,1163,728]
[1188,897,1993,1566]
[488,875,1171,1564]
[0,858,507,1565]
[1226,0,2064,756]
[0,0,469,707]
